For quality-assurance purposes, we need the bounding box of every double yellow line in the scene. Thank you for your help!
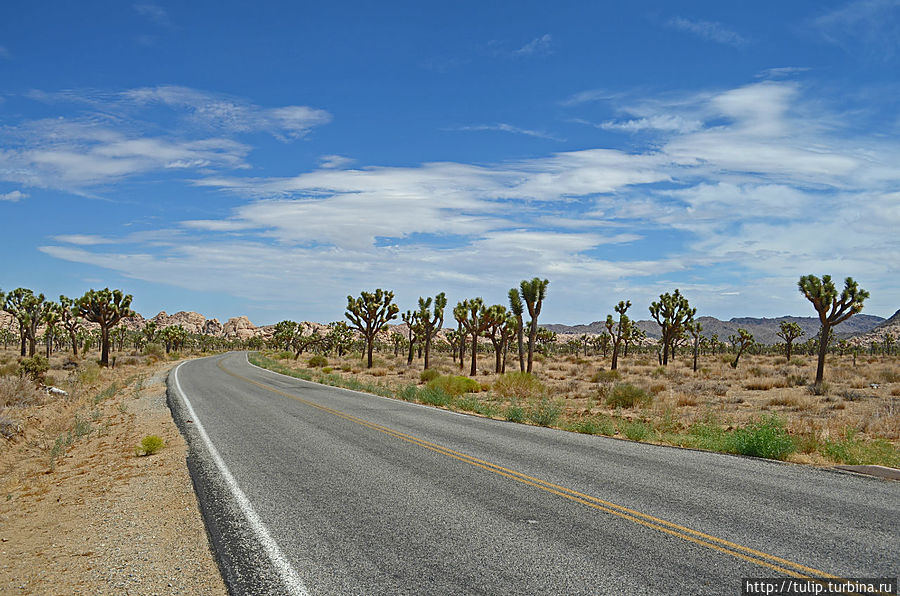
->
[219,356,841,580]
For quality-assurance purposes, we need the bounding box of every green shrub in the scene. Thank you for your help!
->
[727,415,795,460]
[527,398,561,427]
[823,429,900,467]
[136,435,165,456]
[621,420,653,441]
[504,403,525,423]
[275,351,294,360]
[427,375,479,396]
[144,342,165,359]
[420,369,440,383]
[321,366,333,374]
[606,383,652,408]
[18,355,49,382]
[591,369,620,383]
[418,386,453,407]
[571,416,616,436]
[492,372,546,400]
[308,355,328,368]
[341,364,352,372]
[397,385,418,402]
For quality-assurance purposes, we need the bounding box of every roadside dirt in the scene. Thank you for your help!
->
[0,359,227,595]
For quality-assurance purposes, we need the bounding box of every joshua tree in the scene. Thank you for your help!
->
[519,277,549,372]
[798,275,869,391]
[508,288,526,372]
[3,288,49,356]
[498,313,518,372]
[625,325,645,358]
[776,321,804,362]
[290,323,321,358]
[327,321,354,357]
[76,288,135,367]
[58,295,83,356]
[272,320,299,351]
[483,304,509,373]
[345,289,399,368]
[535,327,557,354]
[687,320,703,372]
[402,310,422,365]
[649,289,695,366]
[729,328,753,369]
[417,293,447,371]
[606,300,631,370]
[454,298,493,376]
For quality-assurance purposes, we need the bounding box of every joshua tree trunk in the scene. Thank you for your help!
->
[815,326,829,388]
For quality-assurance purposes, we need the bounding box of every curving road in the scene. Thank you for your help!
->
[167,352,898,595]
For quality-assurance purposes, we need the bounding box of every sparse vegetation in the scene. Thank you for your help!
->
[136,435,165,456]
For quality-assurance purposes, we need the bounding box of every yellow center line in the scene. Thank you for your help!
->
[215,356,845,581]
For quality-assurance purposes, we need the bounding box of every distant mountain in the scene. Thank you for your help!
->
[544,313,887,345]
[848,309,900,346]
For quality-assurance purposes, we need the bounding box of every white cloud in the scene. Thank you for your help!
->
[559,89,614,107]
[666,16,749,48]
[453,123,564,141]
[0,190,27,202]
[811,0,900,59]
[319,155,355,169]
[513,34,553,56]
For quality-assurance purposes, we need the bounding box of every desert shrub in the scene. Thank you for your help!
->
[341,363,352,372]
[651,366,667,378]
[321,366,333,374]
[591,369,620,383]
[621,420,653,441]
[748,366,764,377]
[308,355,328,368]
[807,381,830,396]
[727,415,795,460]
[676,393,698,407]
[891,387,900,397]
[370,368,387,377]
[648,382,667,395]
[745,378,785,391]
[427,375,479,396]
[274,351,293,360]
[492,372,547,400]
[455,395,482,412]
[504,403,525,423]
[877,368,900,383]
[527,398,561,427]
[606,383,652,408]
[418,386,452,407]
[0,376,45,407]
[571,416,616,436]
[0,411,23,439]
[420,369,440,383]
[168,351,182,360]
[397,385,418,402]
[136,435,165,456]
[822,429,900,467]
[18,355,49,382]
[144,342,165,359]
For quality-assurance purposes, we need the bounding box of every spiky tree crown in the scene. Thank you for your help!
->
[76,288,134,328]
[798,275,869,326]
[520,278,549,318]
[345,289,399,336]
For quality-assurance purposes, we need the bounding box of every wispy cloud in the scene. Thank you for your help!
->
[133,3,172,27]
[452,123,564,141]
[666,16,748,48]
[0,45,11,60]
[0,87,331,193]
[0,190,27,202]
[318,155,355,169]
[810,0,900,59]
[756,67,812,79]
[559,89,615,107]
[513,34,553,57]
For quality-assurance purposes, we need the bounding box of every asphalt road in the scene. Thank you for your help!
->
[168,352,898,595]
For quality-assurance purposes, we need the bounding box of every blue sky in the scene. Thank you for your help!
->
[1,0,898,325]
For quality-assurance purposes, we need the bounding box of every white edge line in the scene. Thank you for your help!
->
[173,361,311,596]
[244,352,469,417]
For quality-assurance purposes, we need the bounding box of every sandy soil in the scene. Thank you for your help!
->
[0,359,226,595]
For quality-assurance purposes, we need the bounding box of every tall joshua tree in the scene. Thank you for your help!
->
[605,300,631,370]
[455,298,494,376]
[58,295,83,356]
[519,277,549,373]
[345,289,399,368]
[728,328,753,369]
[649,289,695,366]
[776,321,804,362]
[417,292,447,371]
[508,288,526,372]
[3,288,48,357]
[402,309,421,365]
[687,320,703,372]
[798,275,869,391]
[76,288,134,367]
[483,304,509,373]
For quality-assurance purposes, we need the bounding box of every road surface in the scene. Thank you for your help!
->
[167,352,898,595]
